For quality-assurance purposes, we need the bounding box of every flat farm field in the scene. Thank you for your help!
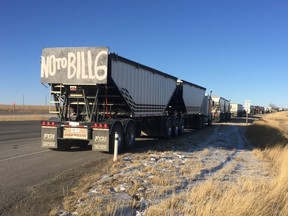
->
[0,104,51,121]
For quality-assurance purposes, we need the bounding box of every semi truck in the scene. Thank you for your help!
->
[40,47,211,152]
[211,96,231,122]
[200,94,213,126]
[230,103,244,117]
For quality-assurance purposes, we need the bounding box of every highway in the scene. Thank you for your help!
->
[0,121,111,216]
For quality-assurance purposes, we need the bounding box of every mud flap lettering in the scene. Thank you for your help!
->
[92,129,109,152]
[41,127,58,148]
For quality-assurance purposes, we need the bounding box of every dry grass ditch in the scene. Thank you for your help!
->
[50,112,288,216]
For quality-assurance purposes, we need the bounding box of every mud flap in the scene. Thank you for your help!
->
[92,129,110,152]
[41,127,58,148]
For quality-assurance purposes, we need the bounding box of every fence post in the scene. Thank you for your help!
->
[113,132,119,162]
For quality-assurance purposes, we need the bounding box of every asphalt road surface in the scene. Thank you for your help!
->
[0,121,111,216]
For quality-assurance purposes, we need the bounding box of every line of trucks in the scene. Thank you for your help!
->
[40,47,232,153]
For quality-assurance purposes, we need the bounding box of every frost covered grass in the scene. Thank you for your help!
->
[144,113,288,216]
[51,112,288,216]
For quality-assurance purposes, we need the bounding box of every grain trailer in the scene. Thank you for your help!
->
[211,96,231,122]
[40,47,207,152]
[176,80,211,128]
[230,103,244,117]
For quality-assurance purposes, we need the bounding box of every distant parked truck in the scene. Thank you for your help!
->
[251,106,265,115]
[200,94,213,126]
[40,47,211,152]
[211,96,231,122]
[230,103,244,117]
[178,80,212,129]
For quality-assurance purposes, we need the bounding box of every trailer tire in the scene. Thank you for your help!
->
[208,119,212,126]
[124,121,136,149]
[172,117,180,137]
[219,114,223,122]
[164,118,173,139]
[109,122,124,154]
[195,116,204,129]
[200,116,205,129]
[178,118,185,135]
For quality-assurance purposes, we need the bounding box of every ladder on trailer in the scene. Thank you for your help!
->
[49,85,99,121]
[49,84,63,115]
[69,89,93,121]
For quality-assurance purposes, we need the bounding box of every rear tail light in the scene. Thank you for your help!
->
[91,123,109,129]
[41,121,58,127]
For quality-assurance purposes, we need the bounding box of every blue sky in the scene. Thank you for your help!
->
[0,0,287,108]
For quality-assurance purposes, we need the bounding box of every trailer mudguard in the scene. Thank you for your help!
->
[92,128,110,151]
[41,127,59,148]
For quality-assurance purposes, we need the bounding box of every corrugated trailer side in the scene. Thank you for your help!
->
[109,54,178,117]
[231,103,244,117]
[181,80,206,114]
[179,80,207,129]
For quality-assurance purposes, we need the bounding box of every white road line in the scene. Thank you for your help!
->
[0,150,50,162]
[0,137,39,144]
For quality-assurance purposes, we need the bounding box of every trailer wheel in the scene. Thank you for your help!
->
[208,115,212,126]
[164,118,173,139]
[172,117,179,137]
[220,114,223,122]
[196,116,202,129]
[109,122,123,154]
[200,116,205,129]
[124,121,136,149]
[178,118,185,135]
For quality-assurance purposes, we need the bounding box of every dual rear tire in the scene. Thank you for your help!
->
[108,120,136,153]
[164,117,185,138]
